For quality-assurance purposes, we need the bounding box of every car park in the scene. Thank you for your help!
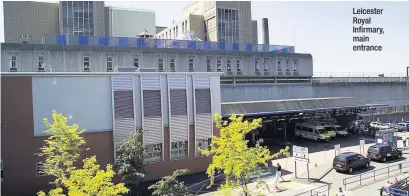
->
[367,144,402,163]
[333,152,371,174]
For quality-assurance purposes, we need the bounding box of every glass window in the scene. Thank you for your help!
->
[196,138,211,156]
[206,57,212,72]
[226,59,231,71]
[38,56,44,70]
[277,59,282,72]
[36,162,47,177]
[188,57,194,72]
[106,56,113,71]
[171,141,188,160]
[9,55,17,70]
[254,59,259,71]
[285,59,290,71]
[158,57,164,72]
[170,58,176,72]
[236,58,241,71]
[133,57,139,68]
[83,56,90,71]
[263,58,268,72]
[145,143,162,163]
[293,59,298,71]
[216,58,222,72]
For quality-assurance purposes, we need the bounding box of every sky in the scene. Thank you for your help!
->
[1,1,408,75]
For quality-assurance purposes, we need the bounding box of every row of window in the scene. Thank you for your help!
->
[7,54,299,73]
[157,20,189,40]
[145,138,211,163]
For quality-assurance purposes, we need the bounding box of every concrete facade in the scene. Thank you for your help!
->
[3,1,59,43]
[105,7,156,37]
[0,43,313,77]
[157,14,205,41]
[1,72,221,195]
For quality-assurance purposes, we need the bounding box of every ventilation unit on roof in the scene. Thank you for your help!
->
[20,35,31,44]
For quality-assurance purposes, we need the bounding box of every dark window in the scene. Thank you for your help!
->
[296,126,301,130]
[307,128,313,133]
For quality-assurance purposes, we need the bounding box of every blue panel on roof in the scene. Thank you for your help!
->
[233,43,239,51]
[188,41,196,49]
[137,38,146,48]
[99,37,109,46]
[218,42,225,50]
[246,44,252,51]
[78,36,89,45]
[204,41,211,49]
[282,48,288,53]
[118,37,128,46]
[56,35,67,45]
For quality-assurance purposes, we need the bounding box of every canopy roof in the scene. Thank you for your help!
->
[221,97,387,117]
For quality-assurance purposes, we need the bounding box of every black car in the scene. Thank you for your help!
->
[333,152,371,174]
[367,144,402,163]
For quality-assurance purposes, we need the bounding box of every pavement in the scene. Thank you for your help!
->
[196,134,409,196]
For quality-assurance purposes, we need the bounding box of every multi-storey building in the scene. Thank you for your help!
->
[157,1,258,44]
[1,72,222,195]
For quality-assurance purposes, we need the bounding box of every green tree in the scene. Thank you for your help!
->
[38,156,128,196]
[115,129,148,186]
[37,110,87,187]
[200,113,290,196]
[148,169,192,196]
[37,110,128,196]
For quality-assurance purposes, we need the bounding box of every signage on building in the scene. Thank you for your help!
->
[293,145,309,163]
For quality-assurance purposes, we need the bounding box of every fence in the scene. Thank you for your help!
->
[294,184,331,196]
[42,34,295,53]
[343,161,409,190]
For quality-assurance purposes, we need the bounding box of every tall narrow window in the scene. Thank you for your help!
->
[106,56,113,71]
[146,143,162,163]
[254,59,259,72]
[277,59,282,72]
[285,59,290,71]
[83,56,90,71]
[216,58,222,72]
[236,58,241,71]
[158,57,164,72]
[10,55,17,71]
[170,58,176,72]
[206,58,212,72]
[226,59,232,71]
[171,141,188,160]
[188,56,194,72]
[38,56,45,71]
[133,56,139,68]
[36,162,47,177]
[263,58,268,72]
[293,59,298,71]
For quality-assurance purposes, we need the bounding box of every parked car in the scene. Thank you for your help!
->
[367,144,402,163]
[333,152,371,174]
[370,121,390,129]
[396,123,409,132]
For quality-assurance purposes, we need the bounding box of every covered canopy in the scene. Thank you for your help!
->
[137,29,154,38]
[221,97,387,118]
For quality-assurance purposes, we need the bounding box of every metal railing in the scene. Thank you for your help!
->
[343,161,409,190]
[312,77,407,84]
[42,34,295,53]
[313,72,406,77]
[294,183,331,196]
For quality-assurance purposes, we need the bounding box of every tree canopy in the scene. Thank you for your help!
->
[148,169,192,196]
[115,129,148,185]
[200,113,290,196]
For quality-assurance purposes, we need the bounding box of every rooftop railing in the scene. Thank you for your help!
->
[312,77,407,83]
[41,34,295,53]
[314,72,406,77]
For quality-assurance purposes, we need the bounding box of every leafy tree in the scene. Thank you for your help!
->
[200,113,290,196]
[148,169,192,196]
[37,110,86,187]
[38,156,128,196]
[115,129,148,186]
[37,110,128,195]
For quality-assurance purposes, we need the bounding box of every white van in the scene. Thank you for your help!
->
[295,123,331,142]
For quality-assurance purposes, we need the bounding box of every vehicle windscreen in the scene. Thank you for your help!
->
[368,147,380,153]
[334,156,346,162]
[317,129,325,134]
[324,127,333,132]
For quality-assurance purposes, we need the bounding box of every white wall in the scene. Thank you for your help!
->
[108,8,156,37]
[32,76,113,136]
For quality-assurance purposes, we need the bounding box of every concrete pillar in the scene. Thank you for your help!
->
[261,18,270,45]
